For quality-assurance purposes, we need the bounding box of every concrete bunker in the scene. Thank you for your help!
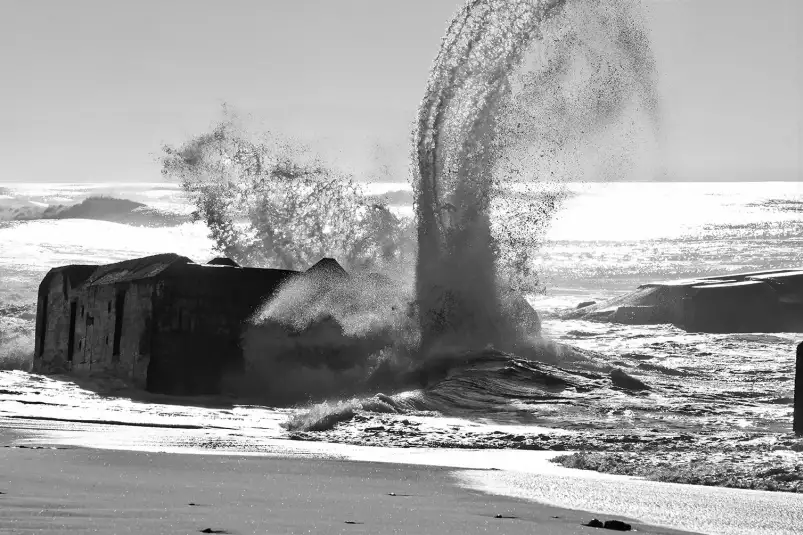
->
[33,253,351,395]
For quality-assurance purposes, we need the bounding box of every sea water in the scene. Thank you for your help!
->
[1,180,802,534]
[1,180,801,435]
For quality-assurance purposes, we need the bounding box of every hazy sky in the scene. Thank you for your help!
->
[1,0,800,183]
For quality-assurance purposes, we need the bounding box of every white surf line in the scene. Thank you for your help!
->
[454,460,803,535]
[333,447,803,535]
[338,446,803,535]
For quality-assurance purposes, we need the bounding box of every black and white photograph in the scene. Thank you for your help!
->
[1,0,801,533]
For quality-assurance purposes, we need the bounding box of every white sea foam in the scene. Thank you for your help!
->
[456,463,803,535]
[0,219,213,272]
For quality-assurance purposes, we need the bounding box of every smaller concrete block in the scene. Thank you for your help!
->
[563,267,803,333]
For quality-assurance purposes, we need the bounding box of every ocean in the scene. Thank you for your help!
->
[2,180,802,437]
[2,180,803,535]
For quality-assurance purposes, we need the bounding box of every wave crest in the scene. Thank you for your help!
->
[0,196,189,227]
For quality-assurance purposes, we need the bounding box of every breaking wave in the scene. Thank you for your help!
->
[414,0,659,353]
[0,195,189,227]
[235,0,662,428]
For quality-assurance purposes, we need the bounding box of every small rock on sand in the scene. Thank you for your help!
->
[584,518,632,530]
[603,519,633,531]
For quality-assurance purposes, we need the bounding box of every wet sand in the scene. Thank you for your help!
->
[2,373,803,534]
[0,438,694,535]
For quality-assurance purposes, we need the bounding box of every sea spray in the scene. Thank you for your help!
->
[497,0,661,182]
[159,108,415,272]
[414,0,566,354]
[233,268,420,404]
[414,0,660,353]
[0,332,33,371]
[245,0,661,420]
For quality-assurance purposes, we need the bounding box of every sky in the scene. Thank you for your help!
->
[0,0,800,183]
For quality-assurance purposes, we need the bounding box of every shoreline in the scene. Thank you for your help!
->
[0,432,694,535]
[4,423,803,535]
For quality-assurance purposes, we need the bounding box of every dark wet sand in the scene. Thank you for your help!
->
[0,441,698,535]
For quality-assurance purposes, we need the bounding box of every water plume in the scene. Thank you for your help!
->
[244,0,661,415]
[414,0,565,353]
[414,0,660,353]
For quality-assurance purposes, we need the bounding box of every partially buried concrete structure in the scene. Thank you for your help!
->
[33,253,346,394]
[565,268,803,333]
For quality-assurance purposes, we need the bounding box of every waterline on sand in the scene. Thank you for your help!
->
[5,425,803,535]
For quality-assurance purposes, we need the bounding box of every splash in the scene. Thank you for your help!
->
[241,0,660,410]
[413,0,659,353]
[234,268,419,404]
[0,331,33,371]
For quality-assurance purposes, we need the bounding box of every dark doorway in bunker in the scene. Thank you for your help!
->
[39,295,49,357]
[85,314,94,365]
[112,289,126,358]
[67,301,77,362]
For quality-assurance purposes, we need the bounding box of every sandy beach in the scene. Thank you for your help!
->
[2,378,803,535]
[0,433,697,535]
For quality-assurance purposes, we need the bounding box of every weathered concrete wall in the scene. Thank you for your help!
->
[34,272,72,373]
[747,272,803,332]
[68,281,153,387]
[142,264,297,394]
[34,257,352,396]
[34,266,96,374]
[685,281,781,333]
[148,288,244,394]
